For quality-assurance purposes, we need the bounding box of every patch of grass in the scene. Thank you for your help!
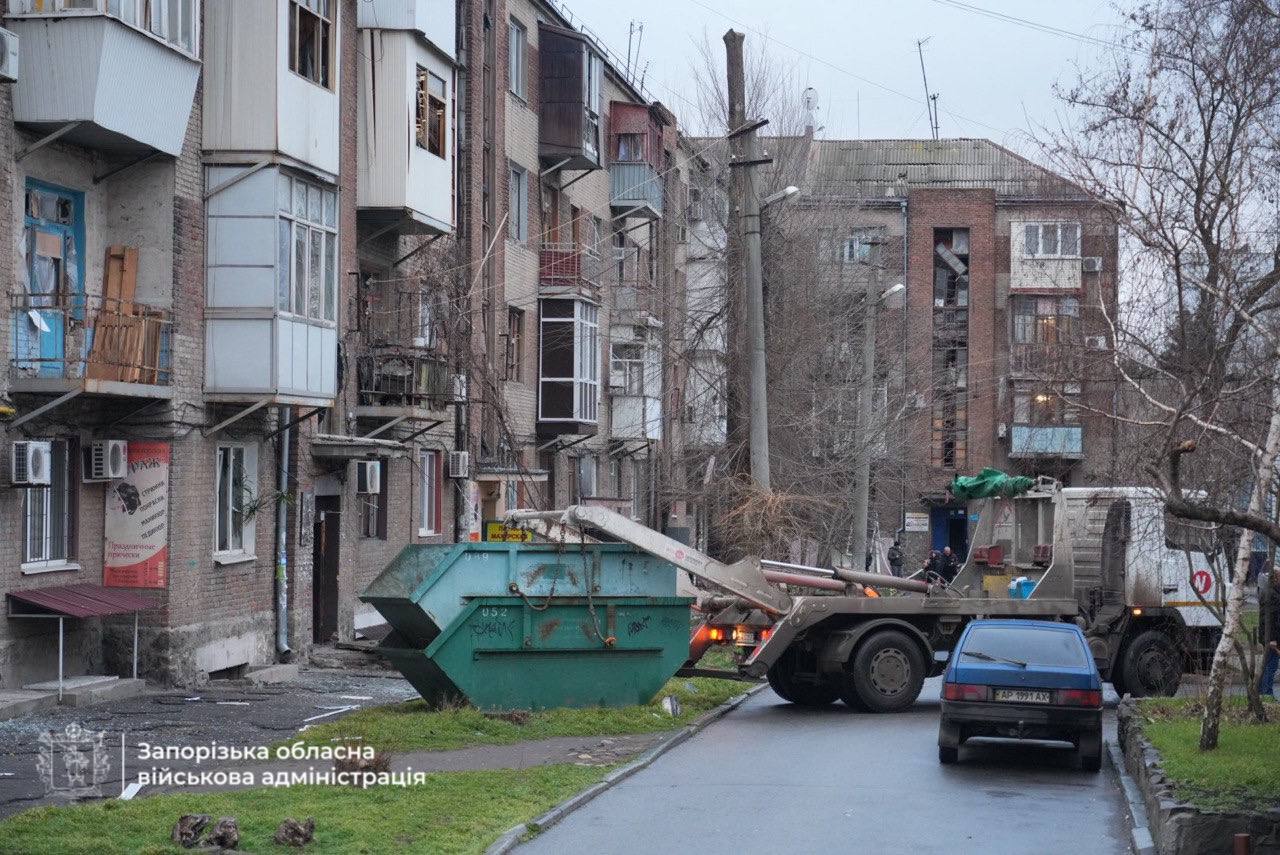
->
[695,644,739,671]
[1137,697,1280,812]
[294,677,746,753]
[0,765,605,855]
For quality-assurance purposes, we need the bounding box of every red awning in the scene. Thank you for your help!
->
[7,583,153,619]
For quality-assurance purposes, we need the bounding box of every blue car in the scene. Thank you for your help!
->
[938,619,1103,771]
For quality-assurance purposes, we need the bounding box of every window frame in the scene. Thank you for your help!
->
[1023,222,1082,259]
[505,306,525,382]
[12,1,201,57]
[360,459,389,540]
[214,442,258,562]
[416,67,448,159]
[538,299,599,424]
[21,438,77,573]
[508,17,527,100]
[288,0,334,90]
[277,172,339,325]
[418,450,442,536]
[508,163,528,243]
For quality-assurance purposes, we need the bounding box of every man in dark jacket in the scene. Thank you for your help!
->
[940,546,961,583]
[1261,567,1280,699]
[887,540,904,577]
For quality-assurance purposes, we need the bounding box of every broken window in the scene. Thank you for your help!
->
[289,0,332,89]
[1013,389,1080,425]
[931,228,970,470]
[505,306,524,382]
[843,229,876,264]
[611,342,645,394]
[416,68,448,158]
[215,443,257,557]
[1023,222,1081,259]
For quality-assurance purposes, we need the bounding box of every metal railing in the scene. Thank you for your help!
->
[539,243,603,289]
[11,294,172,386]
[356,352,451,409]
[610,162,665,216]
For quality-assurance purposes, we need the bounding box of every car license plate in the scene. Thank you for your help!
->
[993,688,1051,704]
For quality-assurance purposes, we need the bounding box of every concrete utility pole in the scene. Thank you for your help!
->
[724,29,771,492]
[848,241,881,571]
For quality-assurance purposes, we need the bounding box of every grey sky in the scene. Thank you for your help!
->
[561,0,1132,153]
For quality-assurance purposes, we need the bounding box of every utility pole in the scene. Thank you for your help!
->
[849,240,881,571]
[724,29,771,492]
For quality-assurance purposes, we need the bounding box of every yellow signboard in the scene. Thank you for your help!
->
[485,521,533,542]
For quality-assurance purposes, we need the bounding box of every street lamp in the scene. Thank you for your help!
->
[760,185,800,209]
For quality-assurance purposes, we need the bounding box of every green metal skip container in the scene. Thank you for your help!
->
[360,542,693,710]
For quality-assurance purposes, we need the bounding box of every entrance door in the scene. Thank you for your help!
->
[930,505,970,560]
[312,496,341,643]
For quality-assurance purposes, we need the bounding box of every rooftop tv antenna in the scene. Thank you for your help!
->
[916,38,941,140]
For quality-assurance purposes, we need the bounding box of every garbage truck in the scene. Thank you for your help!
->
[507,478,1223,712]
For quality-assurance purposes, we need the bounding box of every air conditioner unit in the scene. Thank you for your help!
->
[452,373,468,403]
[0,28,19,83]
[86,439,128,482]
[1085,335,1108,351]
[448,450,470,479]
[1082,256,1103,273]
[11,440,51,486]
[355,460,381,495]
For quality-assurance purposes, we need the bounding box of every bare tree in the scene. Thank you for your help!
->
[1045,0,1280,748]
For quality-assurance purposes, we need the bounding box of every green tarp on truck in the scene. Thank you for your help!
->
[950,468,1036,500]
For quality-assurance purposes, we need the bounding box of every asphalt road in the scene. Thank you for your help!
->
[519,677,1133,855]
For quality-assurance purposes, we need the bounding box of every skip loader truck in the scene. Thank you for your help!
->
[508,475,1222,711]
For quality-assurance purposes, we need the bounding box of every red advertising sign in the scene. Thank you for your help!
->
[104,441,170,589]
[1191,569,1213,596]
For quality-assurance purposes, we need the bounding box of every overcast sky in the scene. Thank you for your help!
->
[561,0,1132,155]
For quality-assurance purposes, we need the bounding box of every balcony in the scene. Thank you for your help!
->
[356,18,457,235]
[538,298,599,438]
[610,162,664,220]
[538,23,603,171]
[1011,343,1081,378]
[356,353,451,411]
[539,243,603,297]
[611,395,662,441]
[8,2,199,156]
[10,294,172,398]
[1009,424,1083,459]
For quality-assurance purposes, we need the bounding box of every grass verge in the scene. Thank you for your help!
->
[293,676,746,753]
[1137,696,1280,812]
[0,764,606,855]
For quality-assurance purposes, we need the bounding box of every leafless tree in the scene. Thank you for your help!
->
[1044,0,1280,747]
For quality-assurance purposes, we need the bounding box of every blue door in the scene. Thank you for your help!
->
[930,505,970,558]
[18,182,83,378]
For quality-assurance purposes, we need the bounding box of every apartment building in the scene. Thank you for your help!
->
[791,139,1119,568]
[473,0,687,531]
[0,0,464,688]
[0,0,703,691]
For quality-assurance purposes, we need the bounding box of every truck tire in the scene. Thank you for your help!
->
[767,647,839,707]
[1121,630,1182,698]
[841,629,926,713]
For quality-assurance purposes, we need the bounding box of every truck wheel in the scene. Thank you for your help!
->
[1121,630,1181,697]
[842,630,926,713]
[767,648,839,707]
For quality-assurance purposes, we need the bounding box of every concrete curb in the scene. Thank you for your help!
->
[1106,738,1156,855]
[485,683,767,855]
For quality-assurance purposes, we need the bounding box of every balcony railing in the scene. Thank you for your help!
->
[1009,424,1083,459]
[610,162,664,219]
[356,352,451,410]
[11,294,172,388]
[539,243,603,290]
[1011,343,1082,377]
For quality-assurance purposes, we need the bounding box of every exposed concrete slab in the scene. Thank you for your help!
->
[0,690,58,721]
[24,675,118,692]
[245,663,301,685]
[58,677,145,707]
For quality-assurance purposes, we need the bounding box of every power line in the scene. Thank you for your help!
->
[926,0,1130,52]
[682,0,1009,137]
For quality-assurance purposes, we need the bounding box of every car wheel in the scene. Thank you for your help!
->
[938,745,959,764]
[767,646,839,707]
[1077,729,1102,772]
[1121,630,1182,698]
[844,630,926,713]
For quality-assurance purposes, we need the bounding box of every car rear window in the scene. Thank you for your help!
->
[960,625,1087,667]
